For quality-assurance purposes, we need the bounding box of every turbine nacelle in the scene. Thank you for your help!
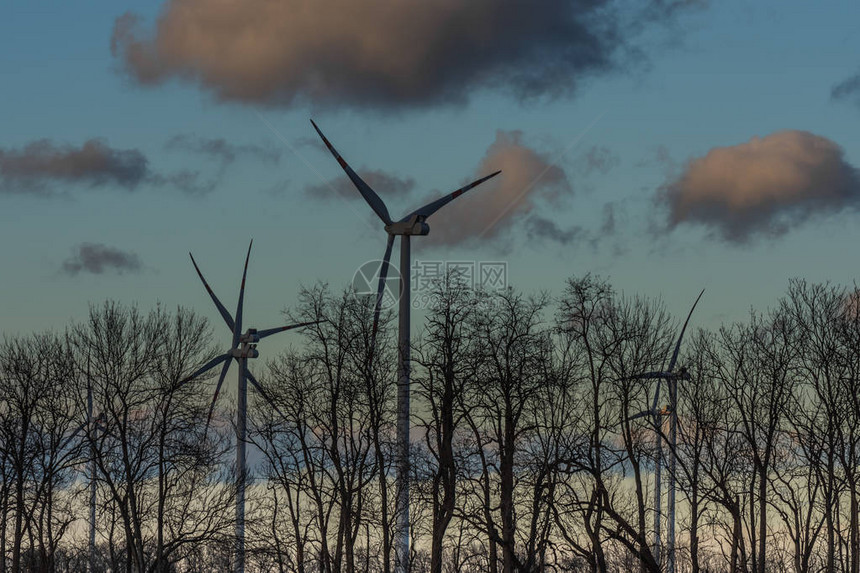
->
[385,216,430,236]
[231,346,259,359]
[240,329,260,344]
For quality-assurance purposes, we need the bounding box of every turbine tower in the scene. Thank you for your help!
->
[179,240,318,573]
[59,359,101,573]
[629,289,704,573]
[311,119,500,573]
[628,379,669,568]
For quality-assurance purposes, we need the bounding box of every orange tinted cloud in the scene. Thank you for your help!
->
[659,131,860,242]
[427,130,571,245]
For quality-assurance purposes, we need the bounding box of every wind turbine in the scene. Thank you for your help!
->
[311,119,500,573]
[61,368,101,573]
[628,289,704,573]
[179,240,318,573]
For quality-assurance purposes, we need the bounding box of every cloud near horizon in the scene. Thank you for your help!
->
[62,243,142,276]
[658,130,860,243]
[0,139,215,196]
[111,0,700,110]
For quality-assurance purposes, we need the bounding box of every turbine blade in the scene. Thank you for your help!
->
[370,234,396,360]
[205,358,233,431]
[628,371,671,380]
[628,410,653,421]
[667,288,705,372]
[651,380,662,414]
[177,353,231,389]
[59,420,88,452]
[190,253,236,332]
[257,320,322,340]
[403,170,501,221]
[310,119,392,225]
[233,241,253,349]
[246,367,287,422]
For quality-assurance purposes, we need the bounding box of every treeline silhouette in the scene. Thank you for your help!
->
[2,274,859,573]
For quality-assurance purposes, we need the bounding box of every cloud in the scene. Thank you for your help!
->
[0,138,216,196]
[147,170,217,196]
[62,243,142,276]
[832,71,860,107]
[526,202,621,250]
[526,216,584,245]
[0,139,148,195]
[426,130,572,246]
[111,0,700,110]
[577,145,620,176]
[658,130,860,243]
[165,135,281,168]
[305,169,415,201]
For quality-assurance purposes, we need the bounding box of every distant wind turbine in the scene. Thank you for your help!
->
[60,367,102,573]
[311,119,500,573]
[179,240,319,573]
[628,289,704,573]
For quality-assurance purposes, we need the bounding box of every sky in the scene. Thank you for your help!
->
[2,0,860,351]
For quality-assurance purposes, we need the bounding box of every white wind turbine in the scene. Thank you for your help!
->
[179,240,318,573]
[311,119,500,573]
[628,289,704,573]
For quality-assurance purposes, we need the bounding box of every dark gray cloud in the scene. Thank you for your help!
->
[148,170,217,196]
[165,135,281,167]
[577,145,620,176]
[526,202,620,250]
[0,139,148,195]
[657,130,860,243]
[304,169,415,201]
[0,138,216,196]
[62,243,142,276]
[111,0,702,110]
[832,71,860,107]
[526,216,584,245]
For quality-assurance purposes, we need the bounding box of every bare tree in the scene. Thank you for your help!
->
[71,302,233,573]
[253,285,395,573]
[0,333,82,572]
[553,275,671,573]
[837,285,860,573]
[457,288,558,573]
[713,308,797,573]
[411,272,477,573]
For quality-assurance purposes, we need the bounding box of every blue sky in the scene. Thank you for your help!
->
[2,0,860,346]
